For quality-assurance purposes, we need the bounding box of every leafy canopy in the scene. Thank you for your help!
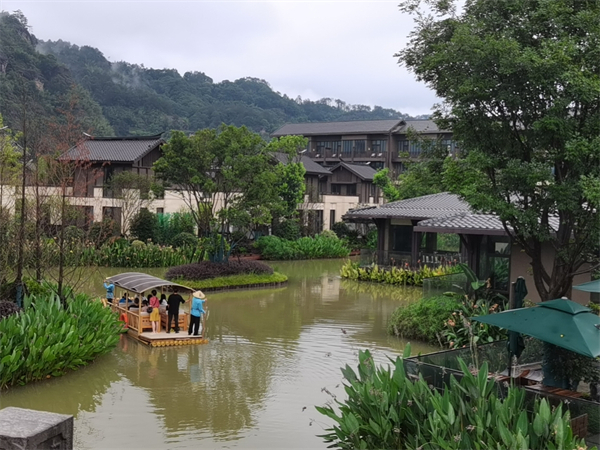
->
[398,0,600,300]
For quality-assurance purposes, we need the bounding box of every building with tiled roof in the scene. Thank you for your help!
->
[342,193,589,303]
[271,119,455,177]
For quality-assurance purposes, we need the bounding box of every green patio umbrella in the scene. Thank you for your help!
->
[573,279,600,293]
[473,298,600,358]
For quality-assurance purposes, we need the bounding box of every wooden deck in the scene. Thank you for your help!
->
[106,300,208,348]
[135,330,209,347]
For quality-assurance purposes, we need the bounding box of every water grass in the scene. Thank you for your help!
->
[175,272,288,290]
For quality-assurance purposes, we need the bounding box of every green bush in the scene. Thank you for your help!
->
[341,260,460,286]
[129,208,157,242]
[388,295,461,344]
[441,297,507,349]
[272,219,301,241]
[176,272,288,290]
[155,212,196,245]
[0,294,121,388]
[317,349,588,450]
[256,235,350,260]
[171,232,198,248]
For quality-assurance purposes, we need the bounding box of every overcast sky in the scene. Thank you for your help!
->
[1,0,439,116]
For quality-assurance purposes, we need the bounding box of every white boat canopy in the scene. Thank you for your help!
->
[107,272,193,294]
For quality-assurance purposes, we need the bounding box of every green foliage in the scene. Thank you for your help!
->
[316,350,589,450]
[256,235,350,260]
[399,0,600,300]
[388,295,461,344]
[154,212,196,245]
[373,168,401,202]
[272,219,301,241]
[331,222,362,251]
[0,294,121,388]
[88,219,118,248]
[171,232,198,248]
[176,272,288,290]
[441,298,506,349]
[340,260,460,287]
[129,208,157,243]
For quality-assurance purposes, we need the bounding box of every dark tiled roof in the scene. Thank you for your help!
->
[400,120,448,134]
[344,192,471,220]
[271,119,448,138]
[273,152,331,176]
[60,134,164,163]
[331,162,377,181]
[414,212,560,235]
[271,120,404,137]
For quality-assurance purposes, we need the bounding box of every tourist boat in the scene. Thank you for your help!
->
[103,272,208,347]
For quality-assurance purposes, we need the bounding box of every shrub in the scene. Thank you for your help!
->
[131,240,146,249]
[166,260,273,281]
[320,229,337,239]
[441,297,507,349]
[129,208,157,242]
[171,232,198,248]
[155,212,196,245]
[0,294,121,388]
[0,300,20,320]
[272,219,301,241]
[88,219,118,248]
[317,349,587,450]
[388,295,461,344]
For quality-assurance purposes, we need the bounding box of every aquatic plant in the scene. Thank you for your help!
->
[0,294,121,388]
[256,235,350,260]
[317,349,588,450]
[340,260,460,286]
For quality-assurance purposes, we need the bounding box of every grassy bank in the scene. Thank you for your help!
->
[174,272,288,290]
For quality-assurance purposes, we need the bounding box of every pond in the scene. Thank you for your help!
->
[0,259,437,449]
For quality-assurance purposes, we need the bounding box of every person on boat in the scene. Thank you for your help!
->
[104,279,115,304]
[166,287,185,333]
[128,297,140,310]
[119,292,128,304]
[140,299,149,313]
[188,290,206,336]
[148,290,160,333]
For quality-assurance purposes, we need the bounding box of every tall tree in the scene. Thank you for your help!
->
[398,0,600,300]
[153,125,281,259]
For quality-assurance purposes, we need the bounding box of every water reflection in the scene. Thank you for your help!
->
[4,259,438,449]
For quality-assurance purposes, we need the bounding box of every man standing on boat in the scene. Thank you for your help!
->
[104,279,115,304]
[166,287,186,333]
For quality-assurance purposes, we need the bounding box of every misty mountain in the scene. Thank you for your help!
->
[0,11,421,137]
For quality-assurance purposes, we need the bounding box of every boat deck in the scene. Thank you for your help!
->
[134,330,209,347]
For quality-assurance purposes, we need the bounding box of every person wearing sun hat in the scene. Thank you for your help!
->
[188,290,206,336]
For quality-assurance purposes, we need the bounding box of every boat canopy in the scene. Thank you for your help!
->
[107,272,193,294]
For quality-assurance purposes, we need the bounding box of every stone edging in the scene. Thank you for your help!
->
[200,281,288,293]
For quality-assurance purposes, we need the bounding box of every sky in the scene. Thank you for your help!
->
[1,0,440,116]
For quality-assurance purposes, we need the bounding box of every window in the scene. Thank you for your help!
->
[156,208,164,215]
[371,140,387,154]
[342,141,353,155]
[478,236,511,292]
[331,184,341,195]
[347,184,357,196]
[370,161,384,170]
[391,225,413,253]
[354,140,366,154]
[398,139,409,156]
[329,210,336,228]
[316,141,341,155]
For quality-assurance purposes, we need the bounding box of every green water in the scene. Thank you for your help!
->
[0,259,437,449]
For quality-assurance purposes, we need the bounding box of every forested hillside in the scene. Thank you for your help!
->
[0,11,419,137]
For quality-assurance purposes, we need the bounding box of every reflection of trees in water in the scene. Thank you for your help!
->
[0,346,121,416]
[116,339,275,437]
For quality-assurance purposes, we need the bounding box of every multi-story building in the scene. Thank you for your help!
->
[271,119,455,177]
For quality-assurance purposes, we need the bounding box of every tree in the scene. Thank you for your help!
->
[373,133,450,202]
[397,0,600,301]
[153,125,280,260]
[107,171,155,236]
[266,135,307,218]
